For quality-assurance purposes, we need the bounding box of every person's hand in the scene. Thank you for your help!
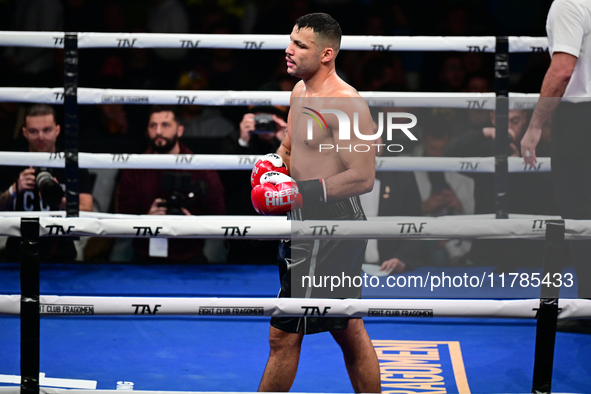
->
[380,258,405,274]
[239,113,256,144]
[440,189,463,213]
[422,192,446,214]
[482,126,496,139]
[273,114,287,134]
[17,167,36,192]
[520,125,542,167]
[148,198,167,215]
[483,126,516,141]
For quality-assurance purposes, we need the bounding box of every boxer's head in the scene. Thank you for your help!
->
[286,13,341,78]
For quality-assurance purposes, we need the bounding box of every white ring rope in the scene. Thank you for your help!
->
[0,88,544,109]
[0,295,589,319]
[0,215,583,240]
[0,152,551,172]
[0,31,547,52]
[0,211,563,221]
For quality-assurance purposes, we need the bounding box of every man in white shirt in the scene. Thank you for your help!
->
[521,0,591,301]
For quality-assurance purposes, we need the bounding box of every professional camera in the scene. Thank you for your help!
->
[253,113,275,134]
[158,172,195,215]
[34,167,64,207]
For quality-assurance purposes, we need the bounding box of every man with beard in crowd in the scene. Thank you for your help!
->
[116,105,225,263]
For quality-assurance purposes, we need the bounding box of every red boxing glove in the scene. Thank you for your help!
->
[250,153,289,188]
[251,172,303,215]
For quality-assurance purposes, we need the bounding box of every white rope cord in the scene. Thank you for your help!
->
[0,211,562,220]
[0,151,551,172]
[0,295,589,319]
[0,31,547,52]
[0,215,583,240]
[0,88,543,109]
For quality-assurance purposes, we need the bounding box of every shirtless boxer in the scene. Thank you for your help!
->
[252,13,381,393]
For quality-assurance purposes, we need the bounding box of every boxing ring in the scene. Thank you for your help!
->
[1,31,591,394]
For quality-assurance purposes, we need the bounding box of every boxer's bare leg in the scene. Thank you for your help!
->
[331,319,381,393]
[258,325,304,392]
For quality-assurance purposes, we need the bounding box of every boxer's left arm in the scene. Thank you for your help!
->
[276,109,292,173]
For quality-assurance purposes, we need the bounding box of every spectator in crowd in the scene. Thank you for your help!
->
[205,25,247,90]
[413,118,474,265]
[64,0,102,33]
[360,135,425,276]
[445,109,554,267]
[222,105,287,156]
[116,105,225,264]
[414,118,474,217]
[175,70,236,154]
[146,0,190,88]
[7,0,63,87]
[445,109,543,214]
[177,70,236,140]
[0,104,93,262]
[80,104,139,154]
[0,103,25,151]
[220,105,288,264]
[437,55,467,92]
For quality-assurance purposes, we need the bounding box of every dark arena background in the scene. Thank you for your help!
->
[1,1,591,394]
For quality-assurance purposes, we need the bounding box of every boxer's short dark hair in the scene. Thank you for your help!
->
[295,13,342,52]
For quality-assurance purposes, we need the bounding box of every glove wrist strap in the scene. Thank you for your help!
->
[298,179,326,204]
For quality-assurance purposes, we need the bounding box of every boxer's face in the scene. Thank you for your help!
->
[286,25,321,79]
[23,115,60,153]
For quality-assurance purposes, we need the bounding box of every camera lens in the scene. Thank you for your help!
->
[36,170,64,207]
[254,114,275,133]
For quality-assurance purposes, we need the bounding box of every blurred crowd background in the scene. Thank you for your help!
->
[0,0,560,268]
[0,0,553,153]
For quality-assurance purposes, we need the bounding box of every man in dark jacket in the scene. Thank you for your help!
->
[116,105,225,263]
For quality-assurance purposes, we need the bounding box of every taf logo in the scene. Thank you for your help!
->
[133,226,162,236]
[45,225,75,235]
[132,304,161,314]
[310,225,338,236]
[222,226,251,236]
[460,161,479,171]
[302,306,331,316]
[398,222,426,234]
[244,41,264,49]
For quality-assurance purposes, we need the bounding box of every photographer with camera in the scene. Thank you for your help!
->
[116,105,225,264]
[228,106,287,153]
[0,104,93,262]
[219,105,287,264]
